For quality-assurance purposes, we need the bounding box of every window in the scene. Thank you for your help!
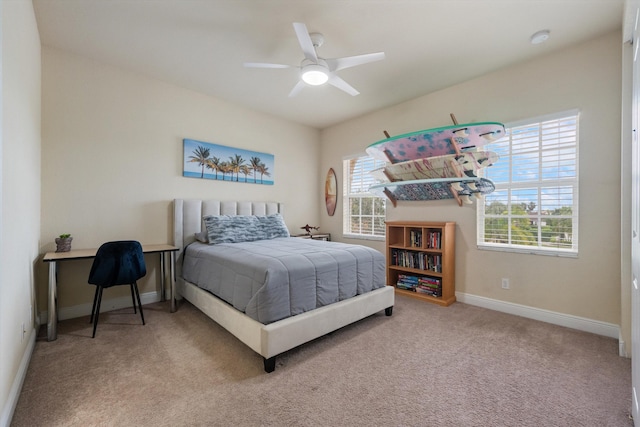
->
[343,155,386,239]
[477,110,579,256]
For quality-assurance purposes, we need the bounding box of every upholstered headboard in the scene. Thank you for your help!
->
[173,199,284,274]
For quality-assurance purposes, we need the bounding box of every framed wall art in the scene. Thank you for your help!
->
[183,138,274,185]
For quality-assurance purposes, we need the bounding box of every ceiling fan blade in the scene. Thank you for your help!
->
[244,62,291,69]
[288,80,306,97]
[326,52,385,72]
[328,75,359,96]
[293,22,318,63]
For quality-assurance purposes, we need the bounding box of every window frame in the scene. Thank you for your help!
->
[342,154,387,241]
[477,110,579,257]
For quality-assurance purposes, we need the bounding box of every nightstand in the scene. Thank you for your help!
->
[293,233,331,241]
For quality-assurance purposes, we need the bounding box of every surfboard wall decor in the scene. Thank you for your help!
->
[325,168,337,216]
[366,122,505,163]
[367,119,504,206]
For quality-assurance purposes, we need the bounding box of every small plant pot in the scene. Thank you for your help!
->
[55,237,73,252]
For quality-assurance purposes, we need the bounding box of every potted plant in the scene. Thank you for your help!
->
[55,233,73,252]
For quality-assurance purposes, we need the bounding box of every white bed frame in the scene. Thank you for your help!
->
[173,199,395,372]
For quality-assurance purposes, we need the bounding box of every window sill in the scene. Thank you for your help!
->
[343,234,385,242]
[477,243,578,258]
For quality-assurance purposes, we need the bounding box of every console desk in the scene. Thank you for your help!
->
[43,244,178,341]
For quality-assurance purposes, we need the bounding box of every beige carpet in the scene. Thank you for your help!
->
[11,295,632,426]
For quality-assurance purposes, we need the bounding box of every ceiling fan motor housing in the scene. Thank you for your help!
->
[309,32,325,48]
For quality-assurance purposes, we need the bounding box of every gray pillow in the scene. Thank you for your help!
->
[203,213,289,244]
[257,214,291,240]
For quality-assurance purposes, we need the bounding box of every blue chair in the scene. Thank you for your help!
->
[88,241,147,338]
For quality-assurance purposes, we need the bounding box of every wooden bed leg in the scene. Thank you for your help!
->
[263,356,276,373]
[385,306,393,316]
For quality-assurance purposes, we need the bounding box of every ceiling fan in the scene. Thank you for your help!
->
[244,22,385,97]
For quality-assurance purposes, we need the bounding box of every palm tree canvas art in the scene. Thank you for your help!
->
[183,138,274,185]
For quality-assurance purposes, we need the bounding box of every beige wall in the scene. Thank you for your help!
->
[320,32,622,326]
[38,47,320,314]
[1,0,41,423]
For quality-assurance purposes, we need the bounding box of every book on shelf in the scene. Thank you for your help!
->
[391,249,442,273]
[410,230,422,247]
[427,231,442,249]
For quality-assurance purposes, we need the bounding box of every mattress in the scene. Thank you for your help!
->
[182,237,386,324]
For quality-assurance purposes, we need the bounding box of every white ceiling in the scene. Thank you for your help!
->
[33,0,624,129]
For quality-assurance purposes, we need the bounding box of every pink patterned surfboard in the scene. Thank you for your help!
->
[370,151,499,182]
[366,122,505,163]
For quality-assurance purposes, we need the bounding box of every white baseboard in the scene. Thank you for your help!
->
[619,338,627,358]
[39,289,624,350]
[38,290,160,325]
[456,292,621,340]
[1,328,36,427]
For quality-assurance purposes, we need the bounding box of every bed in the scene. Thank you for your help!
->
[173,199,394,372]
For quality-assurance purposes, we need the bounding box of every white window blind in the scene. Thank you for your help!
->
[477,110,579,256]
[343,156,386,239]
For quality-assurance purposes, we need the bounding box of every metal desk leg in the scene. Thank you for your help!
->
[47,261,58,341]
[170,251,177,313]
[159,252,166,302]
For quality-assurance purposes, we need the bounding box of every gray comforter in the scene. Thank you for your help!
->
[182,237,386,324]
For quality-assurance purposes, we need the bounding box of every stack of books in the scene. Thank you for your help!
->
[415,276,442,297]
[396,274,442,297]
[396,274,419,290]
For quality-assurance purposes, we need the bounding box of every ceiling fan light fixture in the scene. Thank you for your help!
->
[301,64,329,85]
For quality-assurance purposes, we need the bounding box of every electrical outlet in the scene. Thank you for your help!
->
[501,278,510,289]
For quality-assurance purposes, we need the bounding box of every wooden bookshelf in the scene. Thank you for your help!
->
[385,221,456,306]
